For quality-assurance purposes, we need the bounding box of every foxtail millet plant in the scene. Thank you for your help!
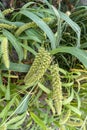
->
[50,64,63,115]
[24,47,51,86]
[1,37,10,69]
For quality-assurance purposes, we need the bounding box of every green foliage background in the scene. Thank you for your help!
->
[0,0,87,130]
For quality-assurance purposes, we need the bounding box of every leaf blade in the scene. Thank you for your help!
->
[50,47,87,68]
[20,10,56,49]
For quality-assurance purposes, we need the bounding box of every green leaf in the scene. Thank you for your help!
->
[52,6,62,46]
[3,30,23,62]
[30,112,48,130]
[0,62,29,72]
[50,47,87,68]
[67,105,82,116]
[59,11,81,47]
[38,82,51,94]
[22,2,35,9]
[18,42,36,56]
[15,95,30,114]
[62,81,74,87]
[74,91,81,109]
[5,84,10,101]
[7,113,26,129]
[0,96,16,120]
[20,10,56,49]
[25,29,44,43]
[63,88,74,105]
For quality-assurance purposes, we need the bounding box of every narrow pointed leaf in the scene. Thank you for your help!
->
[50,47,87,68]
[3,30,23,61]
[20,10,56,49]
